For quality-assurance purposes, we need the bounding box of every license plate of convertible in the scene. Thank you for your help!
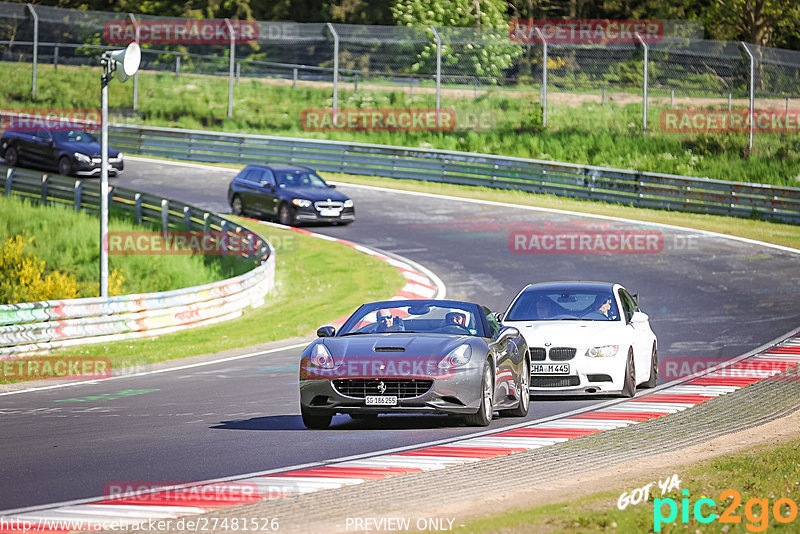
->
[531,364,570,375]
[365,395,398,406]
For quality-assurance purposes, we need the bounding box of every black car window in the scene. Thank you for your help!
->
[276,170,328,188]
[618,289,636,322]
[52,131,96,144]
[260,169,276,187]
[240,168,258,183]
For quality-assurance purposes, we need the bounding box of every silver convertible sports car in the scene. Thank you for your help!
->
[501,282,658,397]
[299,299,531,429]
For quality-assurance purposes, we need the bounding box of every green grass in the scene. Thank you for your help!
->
[323,173,800,250]
[4,62,800,187]
[447,437,800,533]
[41,219,405,372]
[0,194,233,298]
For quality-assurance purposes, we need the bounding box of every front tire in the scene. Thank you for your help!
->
[464,364,494,427]
[278,203,295,226]
[621,348,636,398]
[642,344,658,388]
[500,358,529,418]
[58,156,72,177]
[231,195,245,216]
[4,145,18,167]
[301,406,331,429]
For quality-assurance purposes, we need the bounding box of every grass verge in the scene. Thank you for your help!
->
[448,436,800,533]
[0,194,232,299]
[3,62,800,186]
[37,219,405,373]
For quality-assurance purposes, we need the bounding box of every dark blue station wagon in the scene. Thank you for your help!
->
[228,164,355,226]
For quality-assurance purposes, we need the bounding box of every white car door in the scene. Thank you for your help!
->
[618,289,651,384]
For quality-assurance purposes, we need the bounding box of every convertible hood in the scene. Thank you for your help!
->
[505,320,619,347]
[325,334,469,358]
[302,334,473,380]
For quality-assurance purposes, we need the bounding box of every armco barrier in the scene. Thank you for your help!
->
[107,123,800,223]
[0,166,274,356]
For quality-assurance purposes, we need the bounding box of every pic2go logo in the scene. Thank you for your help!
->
[654,489,800,532]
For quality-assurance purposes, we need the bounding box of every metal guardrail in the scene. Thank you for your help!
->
[0,166,275,356]
[109,123,800,223]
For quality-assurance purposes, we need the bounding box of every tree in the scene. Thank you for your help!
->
[392,0,523,80]
[706,0,800,46]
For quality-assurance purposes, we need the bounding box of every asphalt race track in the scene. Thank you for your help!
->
[1,156,798,511]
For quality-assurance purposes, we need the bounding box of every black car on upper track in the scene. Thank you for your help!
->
[1,129,123,177]
[228,164,355,226]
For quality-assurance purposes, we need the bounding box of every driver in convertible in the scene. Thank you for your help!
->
[376,309,404,332]
[445,312,467,327]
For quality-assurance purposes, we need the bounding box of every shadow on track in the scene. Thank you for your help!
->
[211,413,476,431]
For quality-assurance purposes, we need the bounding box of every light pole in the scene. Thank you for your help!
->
[100,42,140,297]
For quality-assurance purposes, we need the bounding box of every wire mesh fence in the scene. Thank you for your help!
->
[2,2,800,151]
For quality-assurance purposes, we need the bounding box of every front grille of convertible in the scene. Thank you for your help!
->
[530,376,581,388]
[333,379,433,399]
[549,347,577,361]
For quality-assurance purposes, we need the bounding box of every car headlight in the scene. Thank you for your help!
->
[292,198,312,208]
[586,345,619,358]
[309,343,334,368]
[74,152,91,163]
[115,152,123,162]
[438,344,472,369]
[343,199,354,208]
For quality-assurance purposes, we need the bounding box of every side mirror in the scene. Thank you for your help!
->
[630,311,649,324]
[495,326,519,343]
[317,325,336,337]
[632,293,639,305]
[328,184,336,189]
[260,181,273,189]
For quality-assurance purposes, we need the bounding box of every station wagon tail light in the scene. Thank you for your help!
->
[292,198,312,207]
[310,343,334,368]
[438,344,472,369]
[343,199,354,208]
[586,345,619,358]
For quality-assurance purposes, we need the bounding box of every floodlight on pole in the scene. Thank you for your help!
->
[99,42,140,297]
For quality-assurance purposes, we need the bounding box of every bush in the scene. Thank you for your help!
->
[0,234,81,304]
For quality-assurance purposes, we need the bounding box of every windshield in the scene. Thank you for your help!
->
[52,131,97,144]
[339,302,482,336]
[275,170,328,189]
[506,289,620,321]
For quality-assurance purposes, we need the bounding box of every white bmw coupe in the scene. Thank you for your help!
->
[501,281,658,397]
